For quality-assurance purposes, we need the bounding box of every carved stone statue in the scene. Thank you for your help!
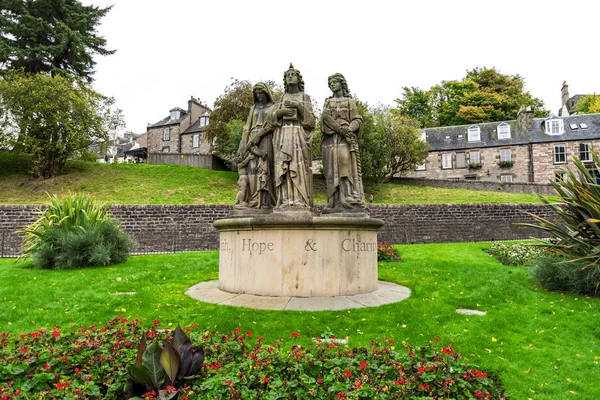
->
[271,64,316,210]
[321,73,365,211]
[234,82,276,209]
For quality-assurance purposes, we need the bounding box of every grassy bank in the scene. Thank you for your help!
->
[1,242,598,399]
[0,152,544,204]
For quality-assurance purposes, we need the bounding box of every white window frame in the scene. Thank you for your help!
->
[499,148,512,162]
[163,127,171,141]
[546,119,564,135]
[553,144,566,164]
[162,146,170,153]
[468,126,480,142]
[555,171,568,183]
[500,174,513,182]
[193,134,200,148]
[470,150,480,164]
[456,152,466,169]
[170,110,180,121]
[442,153,452,169]
[200,116,209,128]
[497,123,511,139]
[580,143,592,162]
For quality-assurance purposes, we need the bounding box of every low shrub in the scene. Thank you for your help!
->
[486,243,544,266]
[530,255,600,295]
[377,242,401,262]
[22,193,133,269]
[0,318,507,399]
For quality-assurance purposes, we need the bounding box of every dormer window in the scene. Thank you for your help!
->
[497,123,511,139]
[199,114,209,128]
[468,126,480,142]
[545,118,564,135]
[170,110,181,121]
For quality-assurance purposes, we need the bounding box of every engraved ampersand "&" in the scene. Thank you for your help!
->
[305,239,317,251]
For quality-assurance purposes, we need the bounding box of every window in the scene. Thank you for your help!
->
[468,126,480,142]
[553,144,566,164]
[499,148,512,162]
[497,123,511,139]
[193,134,200,148]
[170,110,180,120]
[442,153,452,169]
[162,147,170,153]
[500,174,513,182]
[163,127,170,141]
[570,123,579,130]
[580,123,588,129]
[580,143,592,162]
[470,150,480,164]
[555,171,568,182]
[456,152,466,168]
[199,115,209,128]
[545,119,564,135]
[415,163,426,171]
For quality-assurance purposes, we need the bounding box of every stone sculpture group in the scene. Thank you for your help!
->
[234,64,366,213]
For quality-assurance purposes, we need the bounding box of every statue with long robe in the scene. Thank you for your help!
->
[321,73,366,210]
[271,64,316,210]
[234,82,276,209]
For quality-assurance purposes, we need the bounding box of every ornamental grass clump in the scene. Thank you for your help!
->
[521,150,600,294]
[0,318,506,399]
[21,193,133,269]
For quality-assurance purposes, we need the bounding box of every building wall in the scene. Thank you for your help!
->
[531,140,600,183]
[147,125,181,153]
[0,203,557,257]
[180,133,211,154]
[409,145,530,182]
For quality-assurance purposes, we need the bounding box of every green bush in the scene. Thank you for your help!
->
[22,193,133,269]
[531,255,600,295]
[522,149,600,293]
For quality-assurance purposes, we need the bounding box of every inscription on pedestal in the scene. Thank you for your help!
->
[341,239,377,252]
[241,238,274,254]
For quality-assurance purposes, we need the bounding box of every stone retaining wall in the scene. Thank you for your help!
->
[393,177,555,195]
[0,203,555,257]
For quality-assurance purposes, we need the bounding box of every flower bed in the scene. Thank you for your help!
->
[0,317,506,399]
[486,243,544,266]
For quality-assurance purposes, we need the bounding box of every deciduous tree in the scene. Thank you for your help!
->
[0,0,114,82]
[0,70,120,178]
[396,67,548,127]
[574,94,600,114]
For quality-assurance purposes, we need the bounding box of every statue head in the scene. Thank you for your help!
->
[283,63,305,92]
[328,73,350,97]
[253,82,275,105]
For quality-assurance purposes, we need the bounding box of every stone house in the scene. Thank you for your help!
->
[407,85,600,184]
[146,97,211,154]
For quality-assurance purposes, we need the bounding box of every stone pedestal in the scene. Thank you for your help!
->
[214,214,384,297]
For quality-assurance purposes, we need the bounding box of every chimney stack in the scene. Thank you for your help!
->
[561,81,569,106]
[517,106,534,131]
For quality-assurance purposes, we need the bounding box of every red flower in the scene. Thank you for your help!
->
[291,331,300,338]
[51,330,60,338]
[263,377,269,383]
[246,330,253,337]
[360,361,368,370]
[418,366,425,373]
[434,336,441,342]
[235,327,241,333]
[317,378,323,384]
[344,369,352,377]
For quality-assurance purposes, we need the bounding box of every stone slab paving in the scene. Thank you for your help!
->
[186,281,411,311]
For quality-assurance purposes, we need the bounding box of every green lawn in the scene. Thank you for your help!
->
[1,242,598,399]
[0,152,545,204]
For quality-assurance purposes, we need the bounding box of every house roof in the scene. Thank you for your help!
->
[423,113,600,151]
[148,110,188,128]
[181,117,207,134]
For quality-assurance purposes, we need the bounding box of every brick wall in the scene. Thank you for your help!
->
[0,203,556,257]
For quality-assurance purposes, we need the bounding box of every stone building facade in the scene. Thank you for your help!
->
[146,97,211,155]
[408,102,600,184]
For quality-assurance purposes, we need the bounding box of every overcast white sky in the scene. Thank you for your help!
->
[83,0,600,134]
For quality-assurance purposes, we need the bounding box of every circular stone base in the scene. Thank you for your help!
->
[186,280,411,311]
